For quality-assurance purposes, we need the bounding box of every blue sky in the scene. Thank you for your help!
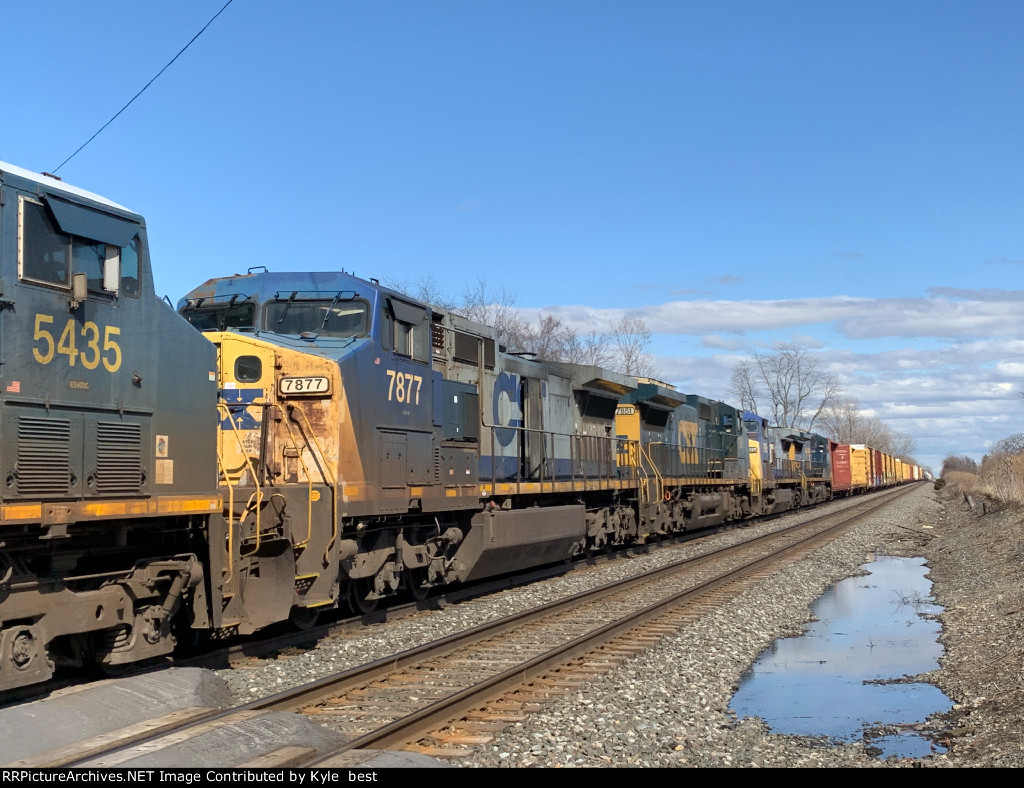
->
[4,1,1023,473]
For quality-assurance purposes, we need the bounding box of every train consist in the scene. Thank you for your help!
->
[0,162,922,692]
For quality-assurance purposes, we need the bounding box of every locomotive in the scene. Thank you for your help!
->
[0,161,220,691]
[0,162,921,692]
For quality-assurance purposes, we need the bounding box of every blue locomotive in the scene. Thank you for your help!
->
[0,161,219,691]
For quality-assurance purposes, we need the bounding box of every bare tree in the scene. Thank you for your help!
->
[562,328,613,367]
[886,430,917,460]
[382,274,457,311]
[728,363,762,414]
[991,433,1024,455]
[518,314,576,361]
[818,398,918,459]
[459,279,530,351]
[818,398,860,443]
[941,453,978,476]
[820,398,887,445]
[729,342,842,429]
[610,316,654,377]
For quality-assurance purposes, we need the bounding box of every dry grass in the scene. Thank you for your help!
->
[941,454,1024,505]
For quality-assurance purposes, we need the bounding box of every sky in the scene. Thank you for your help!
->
[4,0,1023,474]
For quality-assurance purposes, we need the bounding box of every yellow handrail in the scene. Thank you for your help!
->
[282,402,339,564]
[214,449,235,588]
[216,401,264,550]
[638,441,664,505]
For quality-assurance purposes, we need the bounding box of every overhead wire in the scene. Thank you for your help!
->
[52,0,236,175]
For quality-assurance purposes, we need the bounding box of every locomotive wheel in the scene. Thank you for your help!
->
[288,606,320,631]
[347,578,378,615]
[404,568,430,602]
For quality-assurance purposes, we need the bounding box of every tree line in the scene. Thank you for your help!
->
[390,276,657,376]
[728,342,918,462]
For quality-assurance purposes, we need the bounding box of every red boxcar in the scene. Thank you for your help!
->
[831,442,852,496]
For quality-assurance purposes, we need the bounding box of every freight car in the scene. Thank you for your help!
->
[0,162,921,692]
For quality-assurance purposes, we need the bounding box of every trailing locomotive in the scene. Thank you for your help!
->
[0,162,922,692]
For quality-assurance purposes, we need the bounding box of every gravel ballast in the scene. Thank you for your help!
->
[215,483,1023,768]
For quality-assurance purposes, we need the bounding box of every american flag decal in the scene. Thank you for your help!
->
[6,381,20,393]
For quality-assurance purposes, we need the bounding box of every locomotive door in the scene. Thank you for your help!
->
[519,377,543,480]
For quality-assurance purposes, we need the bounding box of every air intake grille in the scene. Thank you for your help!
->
[95,422,143,493]
[17,417,71,495]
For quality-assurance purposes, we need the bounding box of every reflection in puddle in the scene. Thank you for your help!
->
[729,555,952,759]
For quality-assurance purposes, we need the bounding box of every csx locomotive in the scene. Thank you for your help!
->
[0,162,921,692]
[0,161,219,692]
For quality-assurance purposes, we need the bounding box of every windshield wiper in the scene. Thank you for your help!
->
[320,291,343,331]
[276,291,298,326]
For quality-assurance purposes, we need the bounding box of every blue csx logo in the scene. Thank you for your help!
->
[219,388,262,429]
[492,372,522,447]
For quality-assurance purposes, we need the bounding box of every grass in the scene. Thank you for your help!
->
[939,453,1024,507]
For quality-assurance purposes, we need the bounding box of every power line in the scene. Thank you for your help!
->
[53,0,236,175]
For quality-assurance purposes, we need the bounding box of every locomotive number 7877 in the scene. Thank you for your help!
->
[385,369,422,405]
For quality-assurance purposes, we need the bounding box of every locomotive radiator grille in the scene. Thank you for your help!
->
[95,422,143,494]
[16,417,71,495]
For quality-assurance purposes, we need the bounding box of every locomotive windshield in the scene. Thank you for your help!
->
[264,299,368,337]
[181,300,256,331]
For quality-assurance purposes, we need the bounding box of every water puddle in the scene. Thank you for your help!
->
[729,555,952,760]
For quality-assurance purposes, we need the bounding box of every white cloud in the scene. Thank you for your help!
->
[527,292,1024,342]
[995,361,1024,377]
[699,334,746,350]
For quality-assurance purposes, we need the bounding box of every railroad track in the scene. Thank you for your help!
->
[14,485,916,768]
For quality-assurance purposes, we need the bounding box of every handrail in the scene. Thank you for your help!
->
[477,421,766,495]
[216,401,263,549]
[217,396,332,554]
[214,449,235,588]
[480,423,625,488]
[264,402,320,550]
[284,402,339,565]
[638,441,663,505]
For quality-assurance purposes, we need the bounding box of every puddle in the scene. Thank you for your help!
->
[729,555,952,760]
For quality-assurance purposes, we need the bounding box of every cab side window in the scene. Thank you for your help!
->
[394,318,415,358]
[18,195,141,297]
[20,198,69,287]
[384,298,429,362]
[120,237,140,297]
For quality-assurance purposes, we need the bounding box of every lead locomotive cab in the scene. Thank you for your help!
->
[0,162,218,691]
[4,176,156,504]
